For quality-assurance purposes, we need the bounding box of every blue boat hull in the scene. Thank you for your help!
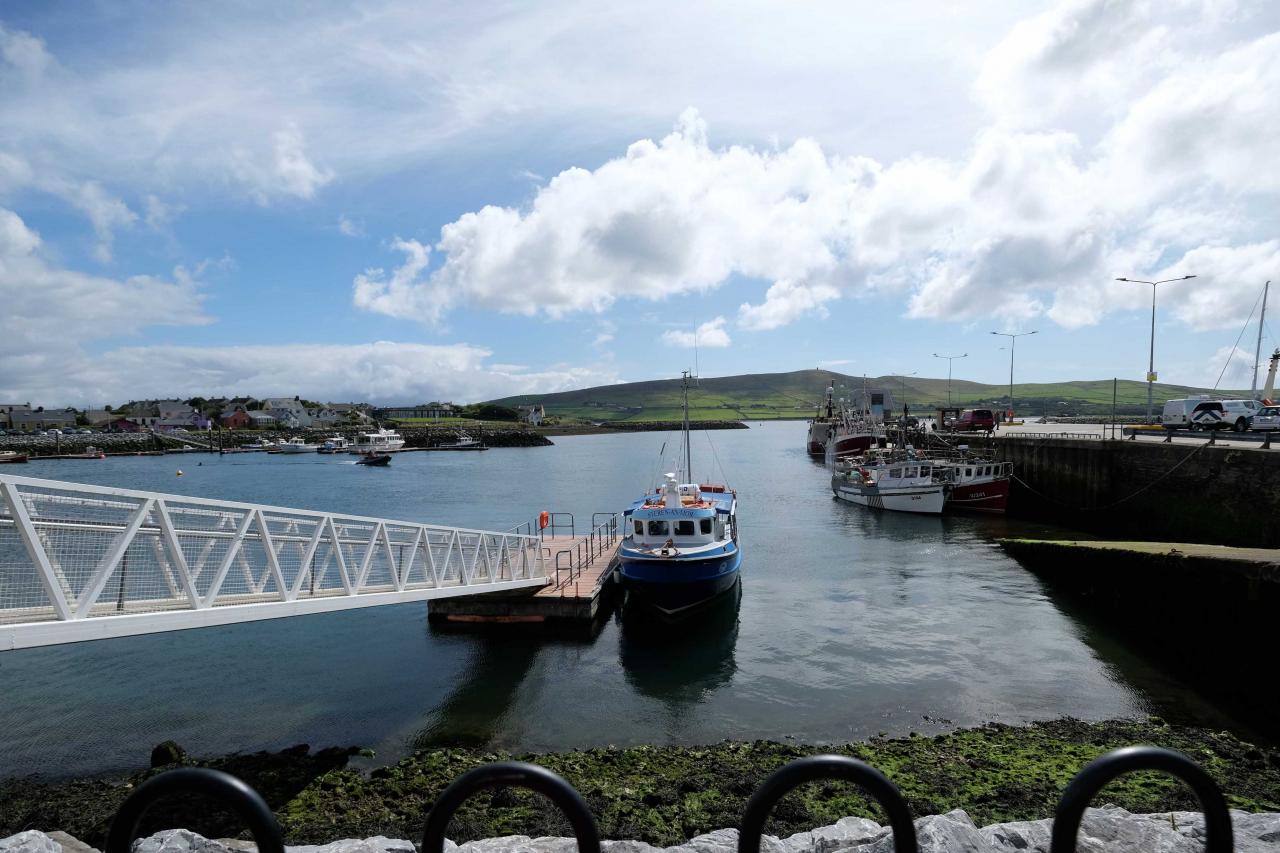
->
[619,547,742,614]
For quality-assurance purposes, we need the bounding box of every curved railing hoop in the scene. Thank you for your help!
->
[1050,745,1233,853]
[738,755,917,853]
[105,767,284,853]
[422,760,601,853]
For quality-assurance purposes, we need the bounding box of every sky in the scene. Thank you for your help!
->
[1,0,1278,407]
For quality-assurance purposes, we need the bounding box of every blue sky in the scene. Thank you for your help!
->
[1,0,1278,407]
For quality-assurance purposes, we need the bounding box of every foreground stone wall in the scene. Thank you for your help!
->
[4,806,1278,853]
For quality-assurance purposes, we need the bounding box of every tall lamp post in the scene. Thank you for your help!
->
[932,353,968,406]
[990,331,1037,420]
[1116,275,1196,423]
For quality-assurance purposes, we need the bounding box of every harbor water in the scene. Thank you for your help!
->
[0,422,1257,779]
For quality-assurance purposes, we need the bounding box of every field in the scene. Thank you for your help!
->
[490,369,1248,422]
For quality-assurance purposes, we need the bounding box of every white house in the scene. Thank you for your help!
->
[519,404,546,426]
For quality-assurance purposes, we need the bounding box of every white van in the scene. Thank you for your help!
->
[1162,397,1211,430]
[1218,399,1260,432]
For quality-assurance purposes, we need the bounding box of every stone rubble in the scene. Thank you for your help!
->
[3,806,1278,853]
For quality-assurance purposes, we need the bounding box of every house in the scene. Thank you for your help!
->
[245,411,277,428]
[82,409,114,427]
[308,407,340,427]
[518,404,546,426]
[10,409,77,432]
[106,418,143,433]
[268,408,301,429]
[1,403,32,429]
[376,402,457,421]
[155,412,211,432]
[125,399,196,428]
[328,403,373,423]
[220,409,252,429]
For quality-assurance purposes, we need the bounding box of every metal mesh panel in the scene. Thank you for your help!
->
[1,475,545,640]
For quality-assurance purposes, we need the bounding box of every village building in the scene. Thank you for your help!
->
[10,409,77,432]
[518,404,546,426]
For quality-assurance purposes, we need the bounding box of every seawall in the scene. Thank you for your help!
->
[944,435,1280,547]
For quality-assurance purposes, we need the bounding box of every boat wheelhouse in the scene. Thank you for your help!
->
[351,427,405,453]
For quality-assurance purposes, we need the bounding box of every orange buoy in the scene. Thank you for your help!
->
[539,510,550,530]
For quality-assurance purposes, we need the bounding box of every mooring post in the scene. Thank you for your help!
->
[1263,431,1272,450]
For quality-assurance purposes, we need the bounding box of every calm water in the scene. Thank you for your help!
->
[0,423,1247,778]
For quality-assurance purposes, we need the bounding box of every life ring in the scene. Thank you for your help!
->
[539,510,550,530]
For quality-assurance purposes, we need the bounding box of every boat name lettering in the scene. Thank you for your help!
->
[640,508,707,518]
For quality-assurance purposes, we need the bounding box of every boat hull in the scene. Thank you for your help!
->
[832,480,945,514]
[619,547,742,615]
[829,433,875,456]
[946,478,1010,513]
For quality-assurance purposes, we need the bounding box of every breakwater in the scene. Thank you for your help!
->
[2,721,1276,847]
[939,435,1280,547]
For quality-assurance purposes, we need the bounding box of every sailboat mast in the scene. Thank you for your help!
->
[682,370,693,482]
[1252,281,1270,400]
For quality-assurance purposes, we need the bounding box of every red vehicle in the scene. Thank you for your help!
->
[940,408,995,433]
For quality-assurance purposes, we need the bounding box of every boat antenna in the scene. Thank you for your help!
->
[681,369,693,483]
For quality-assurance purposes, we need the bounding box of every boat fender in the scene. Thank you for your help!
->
[539,510,549,530]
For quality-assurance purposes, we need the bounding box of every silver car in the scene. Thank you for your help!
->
[1248,405,1280,431]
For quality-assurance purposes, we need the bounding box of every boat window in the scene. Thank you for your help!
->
[700,518,712,534]
[965,467,973,477]
[633,520,643,536]
[647,520,668,536]
[889,468,902,478]
[920,466,930,477]
[983,466,991,476]
[674,520,696,536]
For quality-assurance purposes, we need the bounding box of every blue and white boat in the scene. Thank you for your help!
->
[618,372,741,614]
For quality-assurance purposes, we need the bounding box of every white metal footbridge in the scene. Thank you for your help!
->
[0,475,548,650]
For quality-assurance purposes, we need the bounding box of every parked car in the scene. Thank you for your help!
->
[950,408,995,433]
[78,428,93,434]
[1248,405,1280,431]
[1218,399,1261,432]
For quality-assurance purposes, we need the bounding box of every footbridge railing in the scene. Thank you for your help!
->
[0,475,547,650]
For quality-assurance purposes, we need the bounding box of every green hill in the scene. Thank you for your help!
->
[491,369,1247,422]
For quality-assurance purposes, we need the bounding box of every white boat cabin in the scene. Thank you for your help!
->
[625,477,733,548]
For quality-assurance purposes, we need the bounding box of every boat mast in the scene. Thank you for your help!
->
[681,370,693,482]
[1252,281,1270,400]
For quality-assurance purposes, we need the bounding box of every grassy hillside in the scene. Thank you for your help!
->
[492,369,1246,421]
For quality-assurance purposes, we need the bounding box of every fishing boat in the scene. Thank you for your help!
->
[317,436,350,454]
[350,427,405,454]
[428,431,487,451]
[619,371,742,615]
[936,456,1012,513]
[355,451,392,466]
[831,454,946,514]
[0,450,28,464]
[805,382,839,455]
[276,437,318,454]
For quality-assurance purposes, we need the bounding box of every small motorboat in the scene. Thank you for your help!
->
[428,431,488,451]
[0,450,29,464]
[317,436,350,454]
[356,452,392,466]
[62,446,107,460]
[277,437,318,454]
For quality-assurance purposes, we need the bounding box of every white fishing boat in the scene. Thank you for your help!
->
[277,437,319,454]
[351,427,405,454]
[317,436,350,454]
[831,456,946,514]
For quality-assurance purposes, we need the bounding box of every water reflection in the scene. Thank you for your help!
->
[618,582,741,703]
[412,634,541,749]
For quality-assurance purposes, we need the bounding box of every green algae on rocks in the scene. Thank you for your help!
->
[3,720,1278,848]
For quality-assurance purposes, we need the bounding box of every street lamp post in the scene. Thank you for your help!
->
[990,331,1037,421]
[1116,275,1196,423]
[932,353,968,406]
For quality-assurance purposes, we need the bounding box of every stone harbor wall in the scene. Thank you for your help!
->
[4,806,1278,853]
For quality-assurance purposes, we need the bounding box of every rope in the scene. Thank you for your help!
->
[1213,287,1263,390]
[1009,439,1212,512]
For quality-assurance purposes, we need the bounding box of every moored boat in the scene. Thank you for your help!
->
[61,446,106,460]
[350,427,405,454]
[317,436,350,454]
[428,431,487,451]
[618,371,742,615]
[936,457,1012,514]
[0,450,29,464]
[805,382,839,456]
[277,437,318,454]
[831,456,946,514]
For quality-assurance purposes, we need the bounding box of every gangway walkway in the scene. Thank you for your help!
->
[0,475,547,650]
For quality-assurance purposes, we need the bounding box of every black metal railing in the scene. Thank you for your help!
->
[76,746,1237,853]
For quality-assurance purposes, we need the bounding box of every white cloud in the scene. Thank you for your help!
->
[0,207,209,364]
[2,342,619,408]
[1207,344,1257,387]
[739,281,840,331]
[661,317,731,348]
[338,215,365,238]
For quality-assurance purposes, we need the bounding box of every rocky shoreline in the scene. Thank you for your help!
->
[5,803,1279,853]
[2,721,1277,849]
